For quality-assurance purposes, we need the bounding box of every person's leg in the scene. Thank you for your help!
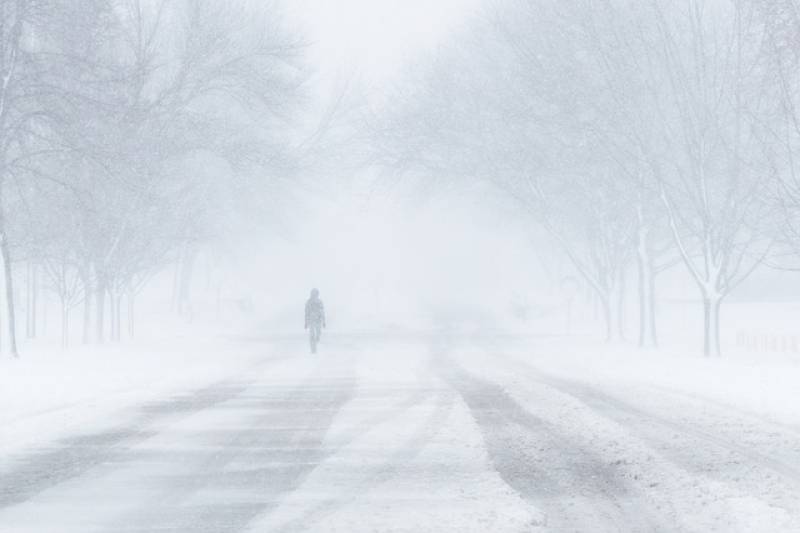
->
[309,325,317,353]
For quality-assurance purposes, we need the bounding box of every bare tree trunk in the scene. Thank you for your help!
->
[601,294,614,342]
[108,292,115,341]
[30,263,37,338]
[80,266,92,344]
[616,271,626,341]
[712,297,722,357]
[108,291,119,342]
[82,286,91,344]
[0,269,3,354]
[25,262,38,339]
[95,273,106,343]
[41,290,46,338]
[648,262,658,347]
[635,228,657,348]
[127,292,135,339]
[703,295,723,357]
[61,298,69,350]
[114,294,122,342]
[703,298,711,357]
[0,224,18,358]
[636,254,647,347]
[25,262,31,338]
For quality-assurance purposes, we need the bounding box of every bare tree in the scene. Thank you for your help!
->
[644,0,774,356]
[375,0,779,356]
[13,0,308,344]
[752,0,800,271]
[0,0,39,358]
[375,0,644,341]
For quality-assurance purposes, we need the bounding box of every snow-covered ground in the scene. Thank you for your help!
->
[496,334,800,428]
[0,328,272,465]
[453,334,800,531]
[1,331,798,531]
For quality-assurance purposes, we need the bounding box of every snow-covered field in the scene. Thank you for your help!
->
[1,331,798,532]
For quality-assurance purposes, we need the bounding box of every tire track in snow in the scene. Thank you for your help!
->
[240,357,449,531]
[118,351,443,532]
[434,350,661,532]
[530,373,800,520]
[644,384,800,451]
[491,349,800,526]
[110,352,358,533]
[498,350,800,486]
[262,390,456,533]
[541,378,800,483]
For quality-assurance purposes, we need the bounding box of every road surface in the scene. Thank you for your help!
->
[1,335,798,532]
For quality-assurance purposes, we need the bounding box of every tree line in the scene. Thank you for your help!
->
[0,0,306,354]
[374,0,800,356]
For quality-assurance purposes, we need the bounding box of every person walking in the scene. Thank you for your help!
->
[304,288,326,354]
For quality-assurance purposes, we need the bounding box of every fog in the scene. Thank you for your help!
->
[1,1,800,532]
[238,182,550,334]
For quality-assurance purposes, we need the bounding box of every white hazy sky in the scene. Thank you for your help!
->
[287,0,484,84]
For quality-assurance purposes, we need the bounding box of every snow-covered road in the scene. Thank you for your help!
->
[0,335,798,532]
